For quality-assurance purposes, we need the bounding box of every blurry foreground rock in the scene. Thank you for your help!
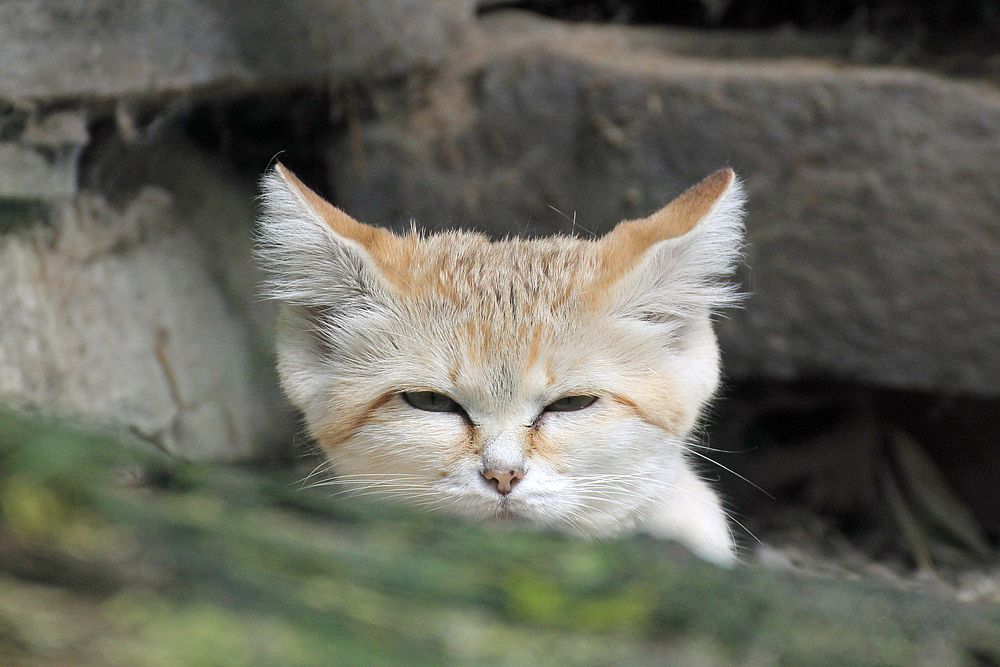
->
[1,411,999,667]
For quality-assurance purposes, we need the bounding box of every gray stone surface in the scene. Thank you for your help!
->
[0,111,88,200]
[0,143,76,200]
[0,185,285,460]
[0,0,472,101]
[328,14,1000,396]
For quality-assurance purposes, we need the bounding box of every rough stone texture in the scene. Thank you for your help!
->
[0,143,76,200]
[0,185,285,460]
[329,14,1000,396]
[0,97,291,459]
[0,0,473,101]
[0,110,89,200]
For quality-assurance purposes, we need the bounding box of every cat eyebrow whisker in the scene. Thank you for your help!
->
[382,265,417,291]
[361,326,426,346]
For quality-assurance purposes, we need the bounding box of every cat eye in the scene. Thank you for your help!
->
[402,391,463,413]
[544,395,597,412]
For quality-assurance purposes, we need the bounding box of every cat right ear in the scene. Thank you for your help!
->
[599,169,746,319]
[256,163,400,307]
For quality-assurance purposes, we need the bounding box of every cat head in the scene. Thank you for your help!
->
[257,164,744,561]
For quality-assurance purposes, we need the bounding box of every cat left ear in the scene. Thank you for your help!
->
[601,169,746,317]
[256,163,404,306]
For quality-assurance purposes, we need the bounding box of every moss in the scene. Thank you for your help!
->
[0,409,997,666]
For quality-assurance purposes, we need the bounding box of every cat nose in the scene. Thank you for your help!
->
[482,467,524,496]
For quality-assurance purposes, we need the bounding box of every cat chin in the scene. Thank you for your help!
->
[438,496,615,534]
[442,497,642,542]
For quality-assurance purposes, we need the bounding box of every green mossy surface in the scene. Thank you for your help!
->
[0,410,997,666]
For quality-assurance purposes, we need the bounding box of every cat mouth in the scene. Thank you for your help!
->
[492,497,531,522]
[494,507,525,522]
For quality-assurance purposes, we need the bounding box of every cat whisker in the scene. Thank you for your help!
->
[722,513,760,547]
[323,481,430,493]
[325,487,443,506]
[572,471,650,483]
[689,444,736,453]
[308,479,427,495]
[684,447,773,499]
[572,490,642,504]
[326,472,430,481]
[297,459,338,488]
[563,505,623,533]
[298,476,419,491]
[569,468,650,480]
[638,471,761,547]
[571,475,651,491]
[572,484,644,494]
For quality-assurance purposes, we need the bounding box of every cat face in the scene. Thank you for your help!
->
[257,165,744,564]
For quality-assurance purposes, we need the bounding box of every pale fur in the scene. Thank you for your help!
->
[256,165,745,565]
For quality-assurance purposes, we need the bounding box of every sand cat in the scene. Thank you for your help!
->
[257,164,744,565]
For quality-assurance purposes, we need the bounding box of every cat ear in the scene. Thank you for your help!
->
[600,168,745,319]
[256,163,401,306]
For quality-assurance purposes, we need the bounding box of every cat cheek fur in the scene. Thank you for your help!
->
[324,406,465,489]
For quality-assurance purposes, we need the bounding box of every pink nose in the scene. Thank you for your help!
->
[482,467,524,495]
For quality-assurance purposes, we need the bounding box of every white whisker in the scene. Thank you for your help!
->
[685,448,773,499]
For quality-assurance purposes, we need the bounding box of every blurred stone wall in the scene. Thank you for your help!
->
[2,0,998,458]
[331,13,1000,396]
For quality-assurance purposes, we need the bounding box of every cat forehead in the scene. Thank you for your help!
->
[385,230,607,305]
[377,233,618,383]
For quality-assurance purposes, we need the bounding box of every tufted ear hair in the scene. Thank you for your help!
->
[257,164,411,416]
[256,163,404,307]
[598,169,746,321]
